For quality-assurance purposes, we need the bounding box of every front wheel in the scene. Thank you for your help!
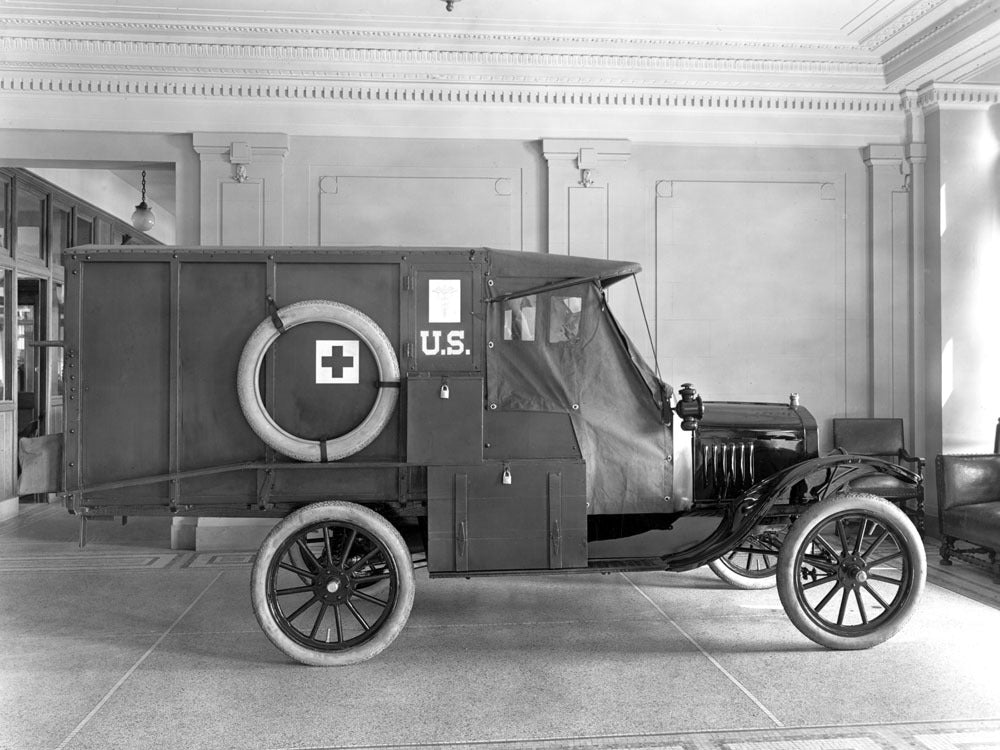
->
[777,492,925,650]
[251,501,415,666]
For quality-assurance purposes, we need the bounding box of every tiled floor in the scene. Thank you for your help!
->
[2,503,999,750]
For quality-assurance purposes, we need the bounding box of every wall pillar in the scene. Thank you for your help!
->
[542,139,630,257]
[919,83,1000,518]
[192,132,289,246]
[906,140,928,470]
[862,144,912,422]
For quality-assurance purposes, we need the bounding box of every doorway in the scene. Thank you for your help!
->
[17,277,46,441]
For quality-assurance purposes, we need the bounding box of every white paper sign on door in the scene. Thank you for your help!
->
[428,279,461,323]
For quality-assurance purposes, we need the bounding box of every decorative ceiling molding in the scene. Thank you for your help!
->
[0,45,887,91]
[0,27,890,101]
[858,0,953,51]
[0,14,867,53]
[881,0,998,61]
[3,3,999,109]
[878,0,1000,86]
[0,37,884,77]
[914,80,1000,109]
[0,71,903,115]
[0,67,888,94]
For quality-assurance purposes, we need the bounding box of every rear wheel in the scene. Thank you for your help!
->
[708,526,786,589]
[251,501,415,666]
[777,492,925,650]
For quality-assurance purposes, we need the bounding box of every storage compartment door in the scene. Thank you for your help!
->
[426,461,587,573]
[406,375,483,464]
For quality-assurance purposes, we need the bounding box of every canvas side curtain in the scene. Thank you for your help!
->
[485,282,685,514]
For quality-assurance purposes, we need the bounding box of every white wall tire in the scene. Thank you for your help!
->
[707,526,786,589]
[708,558,777,590]
[251,501,415,666]
[776,492,925,650]
[237,299,399,462]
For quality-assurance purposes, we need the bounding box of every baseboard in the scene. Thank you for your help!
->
[194,517,279,552]
[0,496,17,522]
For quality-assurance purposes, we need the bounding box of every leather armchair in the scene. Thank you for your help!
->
[935,453,1000,582]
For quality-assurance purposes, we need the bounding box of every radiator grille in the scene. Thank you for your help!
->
[700,440,756,498]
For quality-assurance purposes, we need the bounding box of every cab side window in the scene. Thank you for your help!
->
[548,295,582,344]
[502,295,536,341]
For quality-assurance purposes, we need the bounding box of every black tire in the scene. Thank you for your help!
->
[237,299,399,462]
[708,526,785,590]
[251,501,415,666]
[777,492,925,650]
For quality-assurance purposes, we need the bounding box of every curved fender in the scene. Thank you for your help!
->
[751,453,921,505]
[662,455,919,571]
[662,454,920,571]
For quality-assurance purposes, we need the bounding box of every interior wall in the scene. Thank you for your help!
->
[283,136,547,253]
[618,144,867,454]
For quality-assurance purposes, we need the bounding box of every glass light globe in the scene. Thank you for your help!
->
[131,201,155,231]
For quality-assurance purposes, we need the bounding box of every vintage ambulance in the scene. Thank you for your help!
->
[46,246,925,665]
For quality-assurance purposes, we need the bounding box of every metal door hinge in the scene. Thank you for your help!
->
[550,519,561,556]
[456,519,467,557]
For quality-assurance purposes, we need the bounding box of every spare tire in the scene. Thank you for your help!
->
[237,299,399,462]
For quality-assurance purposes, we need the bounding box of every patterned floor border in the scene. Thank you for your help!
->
[269,720,1000,750]
[0,550,256,572]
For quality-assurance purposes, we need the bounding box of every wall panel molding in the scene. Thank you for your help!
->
[543,139,629,258]
[653,171,850,445]
[193,131,288,246]
[311,166,522,250]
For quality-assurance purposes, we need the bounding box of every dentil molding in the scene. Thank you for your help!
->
[0,72,906,116]
[913,81,1000,110]
[0,13,888,96]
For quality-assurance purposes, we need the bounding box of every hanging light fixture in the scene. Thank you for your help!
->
[441,0,460,10]
[130,170,155,231]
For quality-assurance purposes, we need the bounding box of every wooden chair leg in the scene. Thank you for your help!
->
[939,536,954,566]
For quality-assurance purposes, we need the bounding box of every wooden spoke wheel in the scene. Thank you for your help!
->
[708,526,787,589]
[252,501,415,666]
[777,492,925,650]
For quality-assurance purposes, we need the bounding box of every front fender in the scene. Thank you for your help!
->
[750,453,920,506]
[662,454,920,571]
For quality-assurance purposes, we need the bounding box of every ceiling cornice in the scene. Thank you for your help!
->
[1,14,867,53]
[914,80,1000,109]
[0,69,904,115]
[0,15,890,98]
[857,0,954,51]
[3,2,999,111]
[0,35,885,82]
[879,0,1000,86]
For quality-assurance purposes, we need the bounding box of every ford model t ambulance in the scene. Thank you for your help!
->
[51,246,925,665]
